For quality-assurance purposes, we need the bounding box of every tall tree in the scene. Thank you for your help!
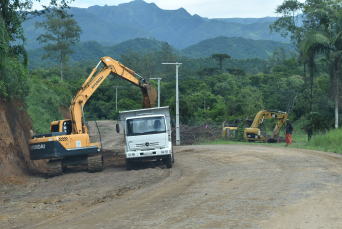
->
[159,42,175,76]
[211,54,230,72]
[270,0,304,45]
[0,16,27,99]
[300,0,342,129]
[0,0,73,66]
[36,9,82,81]
[301,33,342,129]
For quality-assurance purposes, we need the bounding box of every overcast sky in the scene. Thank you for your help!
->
[33,0,305,18]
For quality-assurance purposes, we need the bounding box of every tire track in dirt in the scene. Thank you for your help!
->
[31,145,342,229]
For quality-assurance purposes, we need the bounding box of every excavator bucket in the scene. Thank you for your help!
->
[141,82,157,108]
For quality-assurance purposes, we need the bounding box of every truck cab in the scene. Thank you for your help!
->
[119,107,174,170]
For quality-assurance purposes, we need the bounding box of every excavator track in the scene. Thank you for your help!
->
[47,160,63,177]
[88,155,104,173]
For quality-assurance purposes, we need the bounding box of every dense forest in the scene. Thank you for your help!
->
[22,44,320,134]
[1,0,341,138]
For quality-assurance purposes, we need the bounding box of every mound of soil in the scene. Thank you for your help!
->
[172,125,222,145]
[0,99,46,187]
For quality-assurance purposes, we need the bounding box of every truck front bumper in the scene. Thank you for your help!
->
[126,148,172,161]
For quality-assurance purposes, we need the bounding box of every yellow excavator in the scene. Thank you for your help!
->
[222,119,253,137]
[245,110,288,142]
[29,57,157,176]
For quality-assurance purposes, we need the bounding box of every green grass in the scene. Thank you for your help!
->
[199,128,342,154]
[289,128,342,153]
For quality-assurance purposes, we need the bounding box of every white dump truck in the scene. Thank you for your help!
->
[118,106,174,170]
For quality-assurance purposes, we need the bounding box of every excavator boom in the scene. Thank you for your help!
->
[70,56,157,134]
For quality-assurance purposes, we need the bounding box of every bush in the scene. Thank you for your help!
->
[233,120,247,142]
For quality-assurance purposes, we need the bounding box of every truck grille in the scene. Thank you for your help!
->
[136,142,159,147]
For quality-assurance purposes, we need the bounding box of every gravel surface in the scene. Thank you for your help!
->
[1,121,342,228]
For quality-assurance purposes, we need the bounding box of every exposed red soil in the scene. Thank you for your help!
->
[0,99,46,187]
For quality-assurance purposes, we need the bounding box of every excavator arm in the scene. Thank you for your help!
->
[70,56,157,135]
[270,112,288,138]
[245,110,288,142]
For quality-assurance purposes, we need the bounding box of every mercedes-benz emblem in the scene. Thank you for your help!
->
[145,142,150,146]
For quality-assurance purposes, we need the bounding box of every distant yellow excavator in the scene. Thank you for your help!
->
[245,110,288,142]
[29,57,157,176]
[222,118,253,137]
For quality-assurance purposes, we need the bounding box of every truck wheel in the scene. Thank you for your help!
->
[88,155,103,173]
[126,159,133,170]
[47,160,62,177]
[166,155,172,168]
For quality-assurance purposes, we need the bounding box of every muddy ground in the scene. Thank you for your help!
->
[1,121,342,228]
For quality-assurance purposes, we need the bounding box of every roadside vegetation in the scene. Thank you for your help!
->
[203,118,342,155]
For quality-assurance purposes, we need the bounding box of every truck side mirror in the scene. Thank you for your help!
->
[172,119,176,128]
[116,123,120,133]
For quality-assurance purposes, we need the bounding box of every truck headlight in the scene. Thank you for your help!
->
[132,153,135,156]
[161,150,164,154]
[128,153,131,156]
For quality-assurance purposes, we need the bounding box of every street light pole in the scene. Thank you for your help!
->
[150,77,162,107]
[115,86,119,111]
[162,62,182,146]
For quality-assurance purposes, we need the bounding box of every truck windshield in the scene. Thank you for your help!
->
[127,116,166,136]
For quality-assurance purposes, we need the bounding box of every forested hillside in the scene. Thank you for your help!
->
[182,36,294,59]
[21,0,288,50]
[27,37,294,70]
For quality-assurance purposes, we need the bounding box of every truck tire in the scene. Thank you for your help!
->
[126,159,133,170]
[166,155,172,168]
[47,160,63,177]
[88,155,103,173]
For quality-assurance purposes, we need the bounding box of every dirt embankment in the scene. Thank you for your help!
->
[172,125,222,145]
[0,99,45,186]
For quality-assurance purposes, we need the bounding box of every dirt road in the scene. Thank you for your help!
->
[1,121,342,228]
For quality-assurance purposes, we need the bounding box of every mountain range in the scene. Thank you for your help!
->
[22,0,289,50]
[27,36,294,70]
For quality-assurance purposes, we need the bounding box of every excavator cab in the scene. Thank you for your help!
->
[50,120,72,135]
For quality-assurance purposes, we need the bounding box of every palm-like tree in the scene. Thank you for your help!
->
[300,31,342,128]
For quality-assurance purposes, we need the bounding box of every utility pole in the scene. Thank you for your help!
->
[114,86,120,111]
[162,62,182,146]
[150,77,162,107]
